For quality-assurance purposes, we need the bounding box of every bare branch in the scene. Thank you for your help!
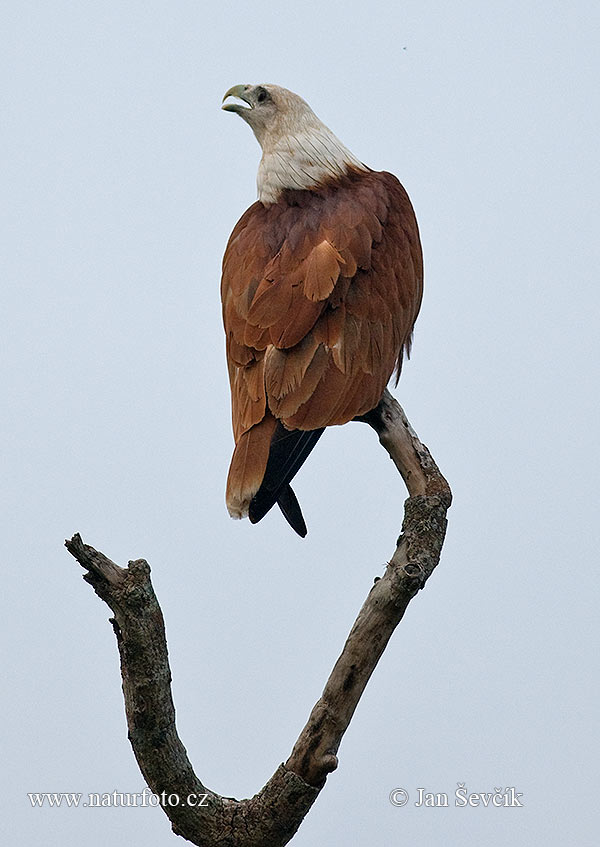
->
[286,391,451,785]
[66,534,319,845]
[66,395,451,845]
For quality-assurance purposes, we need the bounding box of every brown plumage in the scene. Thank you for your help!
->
[221,84,423,534]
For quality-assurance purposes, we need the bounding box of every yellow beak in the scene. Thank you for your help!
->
[222,85,253,113]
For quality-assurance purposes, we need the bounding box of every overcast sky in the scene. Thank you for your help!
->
[3,1,598,845]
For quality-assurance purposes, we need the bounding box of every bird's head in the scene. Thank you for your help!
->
[221,84,323,152]
[222,83,364,203]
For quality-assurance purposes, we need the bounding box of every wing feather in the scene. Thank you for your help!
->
[302,240,344,301]
[267,342,330,420]
[221,170,423,517]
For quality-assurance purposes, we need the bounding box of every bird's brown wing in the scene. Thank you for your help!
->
[221,169,423,519]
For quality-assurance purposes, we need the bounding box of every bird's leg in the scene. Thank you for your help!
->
[353,398,387,433]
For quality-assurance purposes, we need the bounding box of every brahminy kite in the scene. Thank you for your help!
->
[221,84,422,536]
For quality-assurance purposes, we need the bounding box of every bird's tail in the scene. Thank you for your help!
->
[249,424,325,536]
[226,415,278,520]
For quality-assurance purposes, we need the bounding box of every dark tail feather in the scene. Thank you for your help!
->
[275,484,307,537]
[248,425,325,535]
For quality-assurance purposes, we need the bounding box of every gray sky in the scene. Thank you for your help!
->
[3,1,598,844]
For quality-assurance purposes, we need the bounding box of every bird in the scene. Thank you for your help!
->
[221,84,423,537]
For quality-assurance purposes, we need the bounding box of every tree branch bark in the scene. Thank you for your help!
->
[66,390,451,845]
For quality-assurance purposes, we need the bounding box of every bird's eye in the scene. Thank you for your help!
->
[256,87,268,103]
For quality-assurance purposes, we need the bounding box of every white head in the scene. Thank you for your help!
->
[222,83,365,204]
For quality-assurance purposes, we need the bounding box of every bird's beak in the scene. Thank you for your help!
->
[222,85,253,114]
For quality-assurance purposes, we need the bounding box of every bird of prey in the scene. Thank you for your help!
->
[221,84,422,536]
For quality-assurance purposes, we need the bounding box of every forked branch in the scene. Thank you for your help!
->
[66,390,451,846]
